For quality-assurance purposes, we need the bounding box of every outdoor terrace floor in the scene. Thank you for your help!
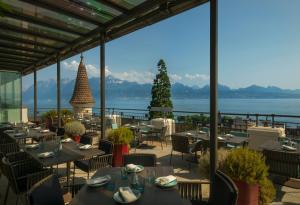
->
[0,140,299,205]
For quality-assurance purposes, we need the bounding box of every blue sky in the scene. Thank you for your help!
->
[23,0,300,90]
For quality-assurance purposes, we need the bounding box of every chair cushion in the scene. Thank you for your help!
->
[74,160,89,172]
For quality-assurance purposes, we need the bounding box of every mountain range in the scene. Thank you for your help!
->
[22,76,300,105]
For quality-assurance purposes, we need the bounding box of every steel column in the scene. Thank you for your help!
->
[33,69,37,122]
[209,0,218,200]
[57,57,61,128]
[100,34,106,140]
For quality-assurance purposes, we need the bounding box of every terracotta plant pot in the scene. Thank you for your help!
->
[72,135,81,143]
[113,144,129,167]
[234,180,259,205]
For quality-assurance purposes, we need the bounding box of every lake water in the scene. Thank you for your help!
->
[32,98,300,124]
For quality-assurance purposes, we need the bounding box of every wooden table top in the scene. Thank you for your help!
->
[22,141,104,166]
[70,166,185,205]
[176,130,247,145]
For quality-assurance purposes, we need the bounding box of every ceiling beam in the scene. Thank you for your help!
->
[0,42,54,55]
[2,10,85,36]
[19,0,105,26]
[0,58,32,65]
[0,52,39,62]
[0,62,28,68]
[0,22,71,43]
[0,48,45,59]
[94,0,129,14]
[0,66,22,72]
[0,33,60,50]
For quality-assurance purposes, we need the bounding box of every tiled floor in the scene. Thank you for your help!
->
[0,140,299,205]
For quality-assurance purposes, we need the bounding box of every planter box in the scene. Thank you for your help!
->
[234,180,259,205]
[113,144,129,167]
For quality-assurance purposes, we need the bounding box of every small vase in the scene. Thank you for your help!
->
[72,135,81,143]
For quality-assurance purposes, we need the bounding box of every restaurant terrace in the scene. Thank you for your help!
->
[0,1,299,205]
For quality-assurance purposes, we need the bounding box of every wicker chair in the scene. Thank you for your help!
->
[158,126,168,150]
[170,135,193,165]
[189,171,238,205]
[178,180,210,203]
[27,174,64,205]
[263,149,300,178]
[73,154,112,179]
[123,153,157,167]
[1,157,52,205]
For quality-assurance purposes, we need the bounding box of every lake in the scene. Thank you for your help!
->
[30,98,300,124]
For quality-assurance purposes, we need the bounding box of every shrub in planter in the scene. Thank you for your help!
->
[64,121,85,142]
[223,148,275,205]
[108,127,133,166]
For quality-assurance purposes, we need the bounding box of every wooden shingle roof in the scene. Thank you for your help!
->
[69,55,95,105]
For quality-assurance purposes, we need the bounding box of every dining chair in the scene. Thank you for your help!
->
[1,157,52,205]
[123,153,157,167]
[178,180,210,203]
[170,135,193,165]
[190,170,238,205]
[27,174,65,205]
[73,154,113,179]
[99,139,114,154]
[158,126,168,150]
[263,149,300,178]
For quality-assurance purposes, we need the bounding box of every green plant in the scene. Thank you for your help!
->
[64,121,85,137]
[223,148,275,204]
[108,127,133,145]
[259,178,276,205]
[198,148,229,178]
[148,59,174,119]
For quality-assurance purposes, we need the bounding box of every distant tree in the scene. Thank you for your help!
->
[148,59,173,119]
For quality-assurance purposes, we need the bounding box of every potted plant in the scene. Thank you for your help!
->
[108,127,133,167]
[42,110,57,128]
[222,148,275,205]
[64,121,85,143]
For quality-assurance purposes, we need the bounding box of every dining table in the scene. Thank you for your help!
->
[176,130,248,146]
[20,140,105,189]
[69,166,186,205]
[5,128,57,143]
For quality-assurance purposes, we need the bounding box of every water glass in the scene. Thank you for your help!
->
[131,177,145,193]
[120,168,128,180]
[146,169,156,184]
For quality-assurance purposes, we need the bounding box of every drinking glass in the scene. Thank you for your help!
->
[120,167,128,180]
[146,169,156,185]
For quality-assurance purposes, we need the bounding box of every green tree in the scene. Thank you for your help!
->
[148,59,173,119]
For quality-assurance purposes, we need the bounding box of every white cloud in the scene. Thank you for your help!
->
[185,73,209,81]
[62,60,209,86]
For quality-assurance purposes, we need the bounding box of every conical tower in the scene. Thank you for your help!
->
[70,54,95,118]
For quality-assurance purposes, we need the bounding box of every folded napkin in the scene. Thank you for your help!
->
[38,152,54,158]
[282,145,297,151]
[156,175,176,186]
[199,131,207,134]
[126,164,141,172]
[79,144,92,150]
[40,129,49,133]
[218,136,225,140]
[119,187,137,203]
[61,138,72,143]
[14,133,24,137]
[33,126,41,130]
[25,144,39,149]
[86,175,111,185]
[186,132,192,136]
[225,134,234,137]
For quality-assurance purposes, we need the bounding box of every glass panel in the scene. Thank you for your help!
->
[0,17,79,42]
[2,0,97,32]
[0,71,21,123]
[110,0,146,9]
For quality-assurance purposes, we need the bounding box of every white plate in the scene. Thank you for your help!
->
[40,129,49,133]
[4,130,14,133]
[14,133,24,137]
[186,132,192,136]
[218,136,225,140]
[199,131,207,134]
[282,145,297,151]
[125,165,144,173]
[113,190,141,204]
[33,127,41,130]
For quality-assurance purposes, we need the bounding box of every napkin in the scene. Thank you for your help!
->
[282,145,297,151]
[38,152,54,158]
[86,175,111,185]
[225,134,234,137]
[4,130,14,133]
[126,164,141,172]
[25,144,39,149]
[119,187,137,203]
[33,126,41,130]
[14,133,24,137]
[186,132,192,136]
[156,175,176,186]
[218,136,225,140]
[40,129,49,133]
[61,138,72,143]
[79,144,92,150]
[199,131,207,134]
